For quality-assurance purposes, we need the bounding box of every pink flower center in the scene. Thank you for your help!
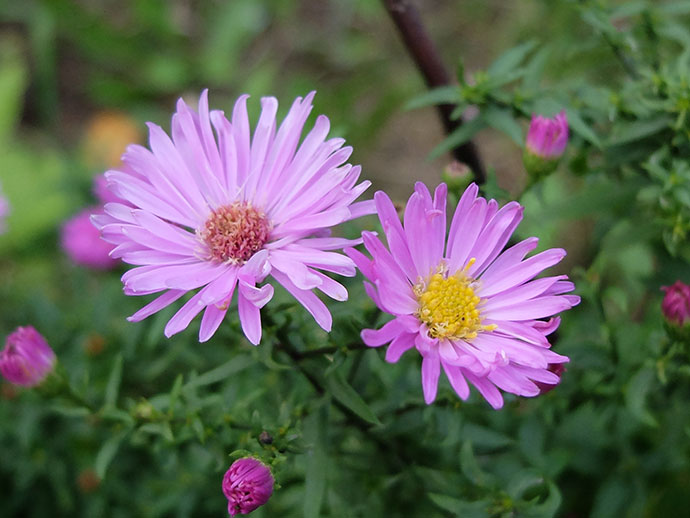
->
[200,202,271,264]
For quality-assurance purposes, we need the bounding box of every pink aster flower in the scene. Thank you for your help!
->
[62,207,119,269]
[526,111,568,159]
[345,183,579,409]
[661,281,690,327]
[92,90,374,344]
[0,326,56,387]
[222,457,274,516]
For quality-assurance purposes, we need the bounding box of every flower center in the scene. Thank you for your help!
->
[415,264,495,340]
[200,202,271,264]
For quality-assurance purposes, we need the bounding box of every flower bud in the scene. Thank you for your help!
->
[222,457,274,516]
[523,110,568,179]
[0,326,56,387]
[661,281,690,329]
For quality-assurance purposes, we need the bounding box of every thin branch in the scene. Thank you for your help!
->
[382,0,486,183]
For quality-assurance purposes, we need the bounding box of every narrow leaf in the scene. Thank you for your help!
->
[484,106,524,146]
[104,353,123,409]
[95,431,127,479]
[487,40,537,77]
[405,85,461,110]
[430,116,486,160]
[325,370,381,426]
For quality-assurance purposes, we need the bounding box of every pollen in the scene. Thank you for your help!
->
[199,202,271,264]
[415,266,495,340]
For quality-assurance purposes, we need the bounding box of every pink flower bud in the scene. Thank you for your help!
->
[222,457,274,516]
[661,281,690,327]
[0,327,56,387]
[61,207,118,270]
[526,110,569,159]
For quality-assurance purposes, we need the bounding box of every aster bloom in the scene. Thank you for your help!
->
[222,457,274,516]
[661,281,690,327]
[93,91,373,344]
[0,326,56,387]
[345,183,579,409]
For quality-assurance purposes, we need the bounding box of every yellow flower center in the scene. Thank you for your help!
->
[415,262,495,340]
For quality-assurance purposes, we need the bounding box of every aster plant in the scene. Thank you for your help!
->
[346,182,579,407]
[93,91,374,345]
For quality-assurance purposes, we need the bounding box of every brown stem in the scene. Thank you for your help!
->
[382,0,486,183]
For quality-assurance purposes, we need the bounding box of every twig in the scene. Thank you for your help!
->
[382,0,486,183]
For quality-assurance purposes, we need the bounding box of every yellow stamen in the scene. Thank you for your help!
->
[415,261,496,340]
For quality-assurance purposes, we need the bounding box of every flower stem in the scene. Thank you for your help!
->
[381,0,486,183]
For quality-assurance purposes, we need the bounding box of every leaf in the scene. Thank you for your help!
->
[303,404,328,518]
[138,422,174,442]
[462,423,513,450]
[405,85,461,110]
[606,116,672,146]
[183,355,254,393]
[566,109,602,148]
[95,430,128,479]
[104,353,123,409]
[430,116,486,160]
[428,493,490,517]
[325,370,381,426]
[625,367,658,427]
[460,441,489,486]
[522,482,562,518]
[484,106,524,146]
[487,40,538,78]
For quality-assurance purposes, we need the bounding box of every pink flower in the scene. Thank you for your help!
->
[525,110,568,159]
[346,183,579,409]
[61,207,119,269]
[92,90,374,344]
[0,326,56,387]
[0,181,8,234]
[661,281,690,327]
[222,458,274,516]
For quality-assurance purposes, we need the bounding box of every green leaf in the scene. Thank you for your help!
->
[522,482,562,518]
[460,441,489,486]
[462,423,513,450]
[606,116,672,146]
[325,370,381,426]
[428,493,490,517]
[138,422,174,442]
[303,404,328,518]
[104,353,123,409]
[405,85,461,110]
[625,367,658,427]
[183,355,254,393]
[430,116,486,160]
[487,40,538,78]
[566,109,602,148]
[95,430,128,479]
[484,106,524,146]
